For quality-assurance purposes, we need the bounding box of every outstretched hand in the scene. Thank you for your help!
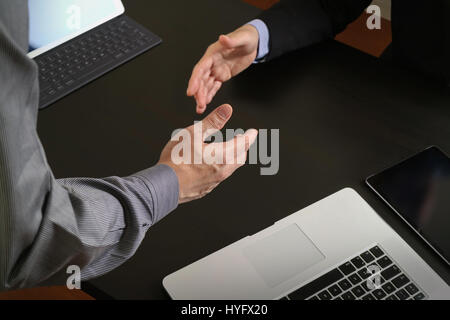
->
[187,25,259,114]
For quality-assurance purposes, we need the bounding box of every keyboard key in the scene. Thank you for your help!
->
[350,256,365,269]
[338,279,352,291]
[361,293,376,300]
[395,289,410,300]
[318,290,332,300]
[308,296,319,300]
[377,256,392,268]
[358,268,372,280]
[413,293,425,300]
[338,262,356,275]
[372,289,387,300]
[386,295,399,300]
[333,296,343,300]
[348,273,363,285]
[382,282,396,294]
[289,268,344,300]
[341,291,356,300]
[360,251,375,263]
[328,284,342,297]
[405,283,419,295]
[392,274,409,288]
[351,285,365,298]
[381,265,401,280]
[362,275,384,292]
[369,246,384,258]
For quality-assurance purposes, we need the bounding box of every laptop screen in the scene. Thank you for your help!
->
[28,0,124,58]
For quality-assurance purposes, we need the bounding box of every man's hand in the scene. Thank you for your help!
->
[158,104,258,203]
[187,25,259,114]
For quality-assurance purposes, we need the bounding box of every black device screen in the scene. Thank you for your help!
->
[367,147,450,264]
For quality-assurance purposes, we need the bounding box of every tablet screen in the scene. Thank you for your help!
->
[367,146,450,264]
[28,0,124,58]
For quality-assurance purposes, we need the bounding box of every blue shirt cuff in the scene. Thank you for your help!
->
[247,19,270,63]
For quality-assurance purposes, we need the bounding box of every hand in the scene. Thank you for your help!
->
[187,25,259,114]
[158,104,258,203]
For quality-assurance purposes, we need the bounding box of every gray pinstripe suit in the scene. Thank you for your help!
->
[0,0,179,290]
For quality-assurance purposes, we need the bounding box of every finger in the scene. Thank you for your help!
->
[226,129,258,165]
[207,81,222,105]
[201,104,233,133]
[242,129,259,151]
[197,85,208,112]
[204,76,215,95]
[187,58,212,96]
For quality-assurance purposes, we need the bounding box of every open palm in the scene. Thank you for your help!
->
[187,25,259,114]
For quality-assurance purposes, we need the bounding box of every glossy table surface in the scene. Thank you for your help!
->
[37,0,450,299]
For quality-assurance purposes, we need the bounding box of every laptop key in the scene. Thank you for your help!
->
[395,288,410,300]
[318,290,332,300]
[360,251,375,263]
[350,256,365,269]
[338,262,356,275]
[392,274,409,288]
[288,268,344,300]
[381,282,396,294]
[369,246,384,258]
[386,294,399,300]
[377,256,392,268]
[413,292,425,300]
[348,273,362,285]
[328,284,342,297]
[358,267,373,280]
[361,293,376,300]
[351,285,365,298]
[405,283,419,295]
[372,289,387,300]
[338,279,352,291]
[381,265,401,280]
[341,291,356,300]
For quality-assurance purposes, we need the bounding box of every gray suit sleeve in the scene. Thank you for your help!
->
[0,0,178,290]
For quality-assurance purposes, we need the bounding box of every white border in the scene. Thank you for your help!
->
[28,0,125,58]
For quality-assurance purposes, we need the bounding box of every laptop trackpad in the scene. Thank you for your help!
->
[243,224,325,288]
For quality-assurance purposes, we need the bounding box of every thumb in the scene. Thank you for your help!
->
[219,32,247,49]
[202,104,233,133]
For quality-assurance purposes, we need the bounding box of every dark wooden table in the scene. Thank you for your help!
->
[37,0,450,299]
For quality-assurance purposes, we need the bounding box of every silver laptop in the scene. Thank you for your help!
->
[163,188,450,300]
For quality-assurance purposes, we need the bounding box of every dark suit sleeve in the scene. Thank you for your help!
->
[258,0,372,60]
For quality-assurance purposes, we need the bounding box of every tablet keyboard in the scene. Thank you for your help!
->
[34,15,161,109]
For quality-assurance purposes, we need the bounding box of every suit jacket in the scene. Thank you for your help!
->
[258,0,450,83]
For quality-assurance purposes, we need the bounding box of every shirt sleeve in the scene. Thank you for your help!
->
[247,19,270,63]
[0,0,178,290]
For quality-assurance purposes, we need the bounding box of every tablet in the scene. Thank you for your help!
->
[366,146,450,265]
[28,0,125,58]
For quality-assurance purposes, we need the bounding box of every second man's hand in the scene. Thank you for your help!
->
[187,25,259,114]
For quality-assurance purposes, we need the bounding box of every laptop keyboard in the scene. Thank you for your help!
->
[34,15,161,109]
[280,245,427,300]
